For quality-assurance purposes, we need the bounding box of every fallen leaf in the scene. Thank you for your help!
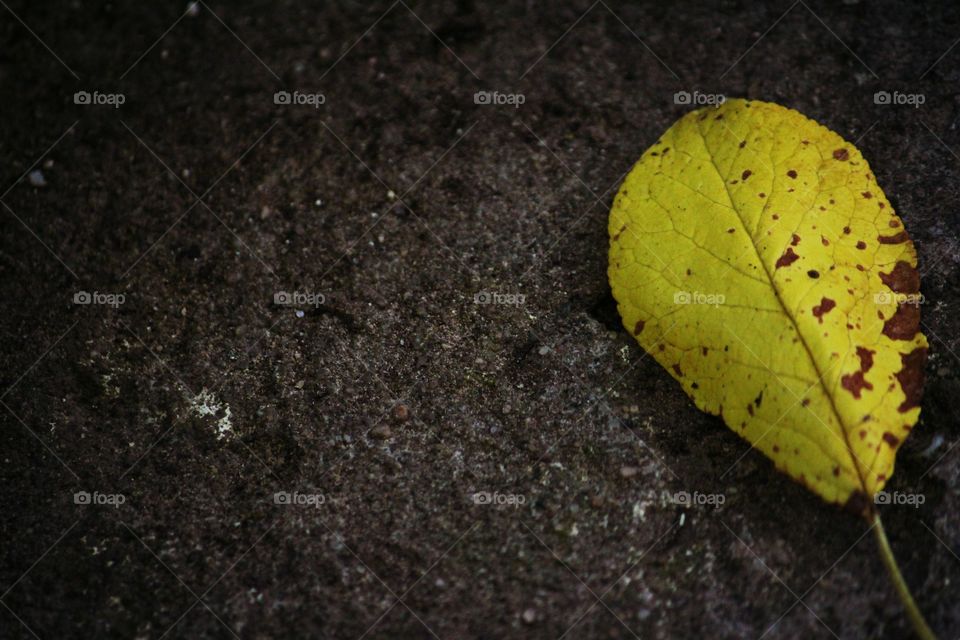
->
[608,98,927,515]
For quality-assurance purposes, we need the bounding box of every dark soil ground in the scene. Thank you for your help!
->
[2,1,960,638]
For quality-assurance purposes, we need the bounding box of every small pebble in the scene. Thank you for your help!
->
[28,170,46,187]
[522,608,536,624]
[370,424,391,440]
[392,404,410,422]
[620,465,639,478]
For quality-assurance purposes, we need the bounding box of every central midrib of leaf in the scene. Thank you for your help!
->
[693,122,871,497]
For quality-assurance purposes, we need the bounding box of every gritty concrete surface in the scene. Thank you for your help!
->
[1,1,960,638]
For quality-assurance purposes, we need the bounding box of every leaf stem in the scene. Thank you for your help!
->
[872,512,937,640]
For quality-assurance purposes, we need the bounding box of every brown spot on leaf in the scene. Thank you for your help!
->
[889,219,900,228]
[882,304,920,340]
[833,148,850,161]
[862,191,873,199]
[882,432,900,447]
[821,236,829,246]
[672,363,683,377]
[841,371,873,398]
[841,346,877,399]
[787,170,797,179]
[776,247,800,268]
[739,140,746,148]
[879,231,909,244]
[856,240,867,250]
[879,261,920,294]
[808,270,819,279]
[843,226,851,235]
[895,347,927,412]
[791,234,801,247]
[633,320,645,336]
[741,169,752,181]
[812,297,836,323]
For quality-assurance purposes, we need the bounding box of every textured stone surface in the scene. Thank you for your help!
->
[2,2,959,638]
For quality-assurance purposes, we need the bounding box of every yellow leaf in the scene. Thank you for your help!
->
[608,98,928,516]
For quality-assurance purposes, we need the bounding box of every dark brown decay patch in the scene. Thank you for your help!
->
[812,297,836,323]
[843,226,851,235]
[754,390,763,407]
[856,346,875,372]
[842,371,873,398]
[821,236,829,246]
[841,346,876,399]
[882,304,920,340]
[895,347,927,412]
[833,148,850,161]
[856,240,867,250]
[791,234,801,247]
[633,320,645,336]
[787,170,797,179]
[739,140,746,148]
[672,363,683,377]
[776,247,799,268]
[879,261,920,294]
[807,270,819,279]
[879,231,909,244]
[889,219,900,228]
[747,404,754,416]
[882,432,900,447]
[741,169,752,181]
[862,191,873,199]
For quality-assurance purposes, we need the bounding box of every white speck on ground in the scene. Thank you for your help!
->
[188,388,233,439]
